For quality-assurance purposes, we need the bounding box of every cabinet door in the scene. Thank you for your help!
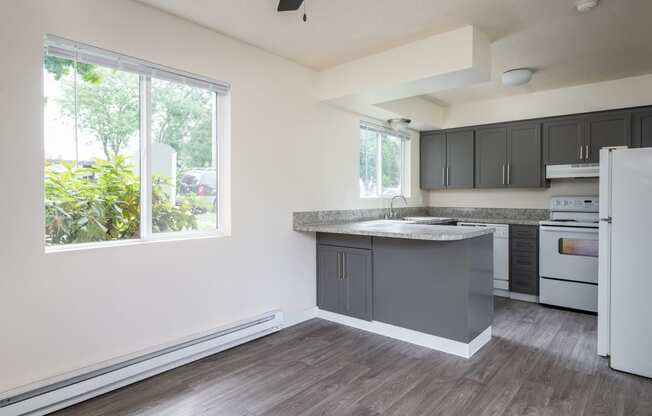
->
[632,108,652,148]
[543,118,584,165]
[342,248,373,321]
[446,130,475,189]
[475,127,507,188]
[507,123,542,188]
[420,133,446,190]
[585,111,631,162]
[317,245,343,314]
[509,225,539,296]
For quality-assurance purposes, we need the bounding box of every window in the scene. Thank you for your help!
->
[359,123,408,198]
[44,36,230,248]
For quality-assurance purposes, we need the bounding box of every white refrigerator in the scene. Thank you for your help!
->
[598,147,652,378]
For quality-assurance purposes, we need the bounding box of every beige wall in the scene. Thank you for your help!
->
[0,0,424,392]
[427,74,652,208]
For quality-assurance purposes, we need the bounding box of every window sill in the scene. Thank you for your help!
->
[45,230,229,254]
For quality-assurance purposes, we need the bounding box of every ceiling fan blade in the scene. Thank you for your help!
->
[277,0,304,12]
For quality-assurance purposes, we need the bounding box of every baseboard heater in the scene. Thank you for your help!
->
[0,311,283,416]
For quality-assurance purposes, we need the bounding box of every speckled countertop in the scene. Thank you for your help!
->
[451,217,542,226]
[294,220,494,241]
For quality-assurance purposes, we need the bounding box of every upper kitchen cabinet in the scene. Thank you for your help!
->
[475,127,507,188]
[475,122,542,188]
[507,123,542,187]
[543,111,631,165]
[445,130,475,189]
[585,111,631,162]
[633,108,652,148]
[420,130,474,189]
[543,117,585,165]
[420,132,446,190]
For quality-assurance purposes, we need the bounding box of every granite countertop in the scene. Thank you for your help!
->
[294,220,494,241]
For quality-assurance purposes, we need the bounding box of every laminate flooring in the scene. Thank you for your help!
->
[53,298,652,415]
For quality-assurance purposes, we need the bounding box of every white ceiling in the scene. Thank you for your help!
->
[138,0,652,105]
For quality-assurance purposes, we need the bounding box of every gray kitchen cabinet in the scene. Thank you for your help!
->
[420,130,474,189]
[475,127,507,188]
[475,123,541,188]
[420,133,446,190]
[632,108,652,148]
[317,236,372,321]
[585,111,631,162]
[507,123,542,187]
[509,225,539,296]
[445,130,475,189]
[543,117,585,165]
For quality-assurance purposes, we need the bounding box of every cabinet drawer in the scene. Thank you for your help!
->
[511,238,537,253]
[511,252,537,269]
[317,233,372,249]
[510,226,538,240]
[510,269,539,295]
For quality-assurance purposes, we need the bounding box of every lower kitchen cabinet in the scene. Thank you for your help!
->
[317,239,372,321]
[509,225,539,296]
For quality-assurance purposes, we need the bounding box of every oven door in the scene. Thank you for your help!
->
[539,225,599,284]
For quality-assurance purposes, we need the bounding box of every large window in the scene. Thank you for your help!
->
[359,123,408,198]
[44,36,230,248]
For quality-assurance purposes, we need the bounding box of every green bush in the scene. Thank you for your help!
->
[45,156,198,245]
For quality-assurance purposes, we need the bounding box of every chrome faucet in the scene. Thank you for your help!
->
[387,194,408,219]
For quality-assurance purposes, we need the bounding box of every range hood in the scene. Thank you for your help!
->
[546,163,599,179]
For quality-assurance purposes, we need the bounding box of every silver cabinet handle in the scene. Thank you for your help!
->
[342,253,346,279]
[446,166,450,187]
[579,145,583,161]
[442,167,445,187]
[337,252,342,279]
[507,163,510,185]
[502,164,505,185]
[586,144,590,161]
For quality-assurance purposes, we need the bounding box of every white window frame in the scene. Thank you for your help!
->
[359,122,410,199]
[44,35,231,252]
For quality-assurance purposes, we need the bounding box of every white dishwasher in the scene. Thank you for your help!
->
[458,222,510,296]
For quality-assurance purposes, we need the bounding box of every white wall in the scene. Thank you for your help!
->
[427,74,652,208]
[0,0,425,393]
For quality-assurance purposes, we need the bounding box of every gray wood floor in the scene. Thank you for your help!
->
[53,298,652,416]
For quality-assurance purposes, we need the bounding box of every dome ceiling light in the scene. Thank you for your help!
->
[502,68,534,87]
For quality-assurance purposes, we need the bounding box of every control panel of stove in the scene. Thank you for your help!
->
[550,196,599,212]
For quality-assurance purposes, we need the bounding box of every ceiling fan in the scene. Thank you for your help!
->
[277,0,304,12]
[277,0,309,22]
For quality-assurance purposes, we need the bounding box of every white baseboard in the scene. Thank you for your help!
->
[510,292,539,303]
[494,289,511,298]
[315,309,491,359]
[0,311,283,416]
[283,307,318,328]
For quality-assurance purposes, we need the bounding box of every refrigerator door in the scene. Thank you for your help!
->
[610,147,652,378]
[597,148,613,356]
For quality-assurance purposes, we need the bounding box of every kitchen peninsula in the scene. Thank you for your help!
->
[295,218,494,358]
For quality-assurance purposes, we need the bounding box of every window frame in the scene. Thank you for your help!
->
[359,122,410,199]
[44,36,231,252]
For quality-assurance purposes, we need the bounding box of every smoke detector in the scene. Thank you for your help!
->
[502,68,533,87]
[576,0,599,13]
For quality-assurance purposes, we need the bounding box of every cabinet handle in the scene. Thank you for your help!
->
[446,166,450,187]
[579,145,583,161]
[442,167,445,187]
[586,144,590,161]
[342,253,346,279]
[502,164,505,185]
[507,163,510,185]
[337,252,342,279]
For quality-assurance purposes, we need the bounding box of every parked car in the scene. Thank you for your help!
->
[179,169,217,212]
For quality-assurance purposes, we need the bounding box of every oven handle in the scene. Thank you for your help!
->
[539,226,598,233]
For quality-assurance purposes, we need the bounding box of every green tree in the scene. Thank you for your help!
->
[58,67,140,159]
[44,55,103,84]
[151,79,213,170]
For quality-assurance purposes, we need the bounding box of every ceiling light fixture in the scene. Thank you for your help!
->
[502,68,533,87]
[576,0,599,13]
[388,118,411,132]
